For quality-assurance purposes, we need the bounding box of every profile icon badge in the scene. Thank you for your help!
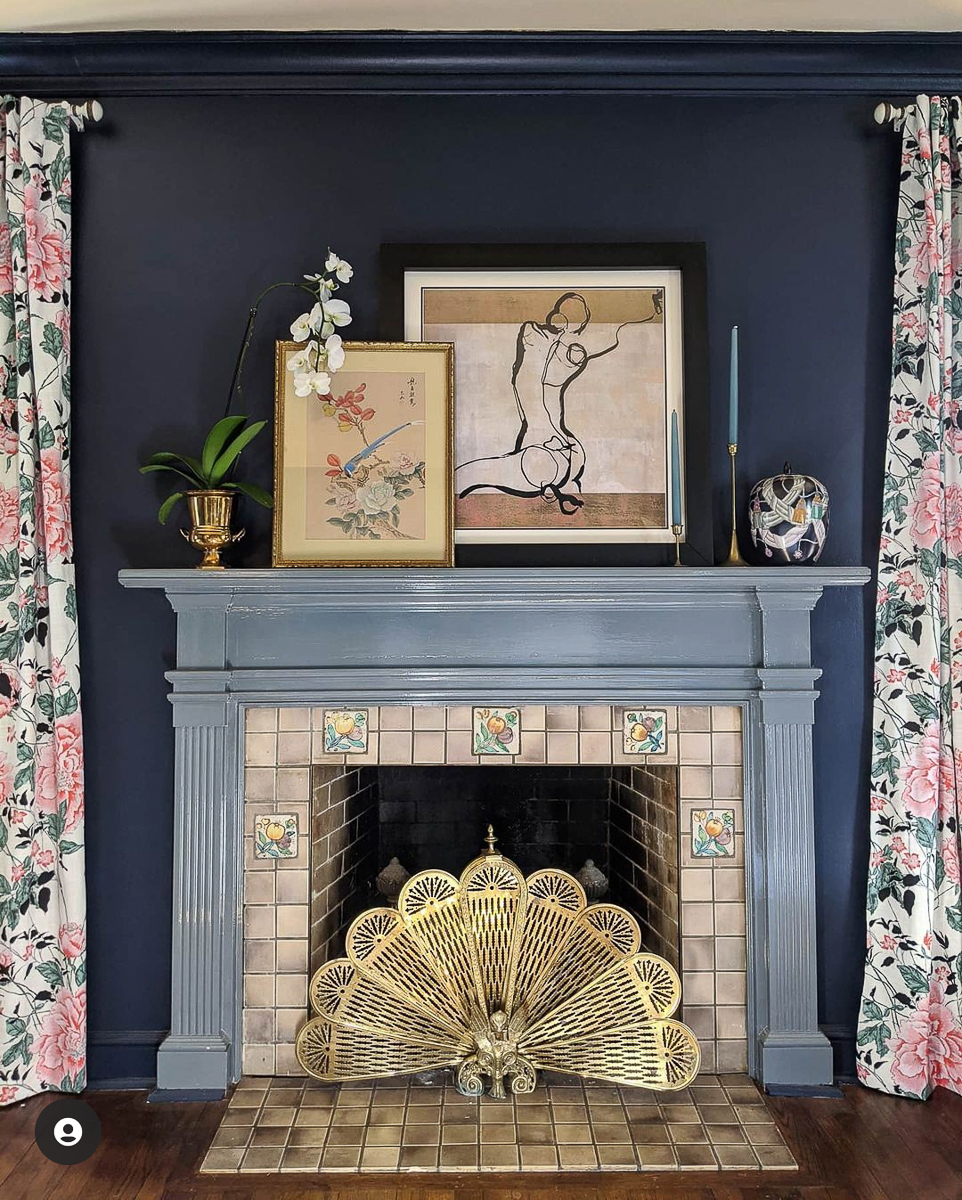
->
[34,1097,101,1165]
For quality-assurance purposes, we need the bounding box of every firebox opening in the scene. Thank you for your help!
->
[309,763,679,975]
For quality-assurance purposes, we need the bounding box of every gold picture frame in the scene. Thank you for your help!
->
[272,341,454,567]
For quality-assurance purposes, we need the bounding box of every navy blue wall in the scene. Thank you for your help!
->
[71,92,896,1082]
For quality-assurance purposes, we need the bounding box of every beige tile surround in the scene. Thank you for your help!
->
[242,704,747,1078]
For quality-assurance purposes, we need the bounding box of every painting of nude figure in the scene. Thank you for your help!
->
[413,273,683,544]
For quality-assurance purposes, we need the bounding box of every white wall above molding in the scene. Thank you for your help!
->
[3,0,962,33]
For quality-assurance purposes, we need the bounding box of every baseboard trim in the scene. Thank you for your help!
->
[88,1029,167,1048]
[821,1022,857,1083]
[86,1077,155,1091]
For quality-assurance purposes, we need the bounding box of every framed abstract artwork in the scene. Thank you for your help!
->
[381,243,710,565]
[272,340,454,566]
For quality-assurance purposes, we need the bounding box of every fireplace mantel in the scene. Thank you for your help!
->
[120,566,869,1098]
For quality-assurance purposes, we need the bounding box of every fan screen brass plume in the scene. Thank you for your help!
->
[296,825,700,1097]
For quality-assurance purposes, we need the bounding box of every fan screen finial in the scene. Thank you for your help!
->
[483,825,498,856]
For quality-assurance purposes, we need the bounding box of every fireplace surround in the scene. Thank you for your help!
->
[119,565,868,1098]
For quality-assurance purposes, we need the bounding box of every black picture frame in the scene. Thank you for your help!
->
[380,242,711,567]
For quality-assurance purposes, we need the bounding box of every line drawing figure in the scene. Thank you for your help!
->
[455,291,662,516]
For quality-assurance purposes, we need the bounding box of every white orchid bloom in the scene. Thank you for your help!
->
[290,312,312,341]
[287,348,313,374]
[325,252,354,283]
[320,298,352,338]
[308,302,327,333]
[310,370,333,395]
[304,275,334,300]
[325,334,345,372]
[293,370,332,397]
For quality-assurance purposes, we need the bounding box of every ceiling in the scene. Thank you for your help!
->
[2,0,962,33]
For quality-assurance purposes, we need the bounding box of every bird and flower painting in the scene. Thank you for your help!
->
[273,341,454,565]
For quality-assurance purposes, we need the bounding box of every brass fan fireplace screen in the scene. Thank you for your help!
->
[296,829,700,1097]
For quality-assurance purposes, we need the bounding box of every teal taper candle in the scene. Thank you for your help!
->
[670,410,681,526]
[729,325,739,445]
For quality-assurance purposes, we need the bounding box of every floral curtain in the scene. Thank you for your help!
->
[858,95,962,1098]
[0,97,86,1104]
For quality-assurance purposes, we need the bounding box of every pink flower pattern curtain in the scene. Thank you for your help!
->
[0,98,86,1104]
[859,95,962,1098]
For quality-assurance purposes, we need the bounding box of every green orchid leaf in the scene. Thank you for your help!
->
[158,492,185,525]
[144,450,205,476]
[209,420,267,483]
[201,415,248,480]
[229,480,274,509]
[140,463,203,487]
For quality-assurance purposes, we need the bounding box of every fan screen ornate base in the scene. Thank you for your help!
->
[296,828,700,1096]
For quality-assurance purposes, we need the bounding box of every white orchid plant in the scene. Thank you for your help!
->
[226,249,354,416]
[287,251,354,399]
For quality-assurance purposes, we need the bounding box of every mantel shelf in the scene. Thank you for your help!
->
[119,565,870,600]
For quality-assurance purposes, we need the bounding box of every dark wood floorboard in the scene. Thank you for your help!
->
[0,1085,958,1199]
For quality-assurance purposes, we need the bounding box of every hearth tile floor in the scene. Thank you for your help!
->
[200,1074,797,1173]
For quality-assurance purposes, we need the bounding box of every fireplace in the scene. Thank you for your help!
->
[119,566,868,1099]
[241,704,745,1079]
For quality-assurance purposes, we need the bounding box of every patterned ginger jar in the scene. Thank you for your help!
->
[749,462,829,564]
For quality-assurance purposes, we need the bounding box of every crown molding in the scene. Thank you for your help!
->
[0,30,960,97]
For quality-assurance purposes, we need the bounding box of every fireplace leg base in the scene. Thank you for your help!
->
[148,1087,226,1103]
[155,1033,231,1098]
[759,1029,834,1090]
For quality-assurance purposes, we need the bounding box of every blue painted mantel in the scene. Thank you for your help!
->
[119,566,869,1097]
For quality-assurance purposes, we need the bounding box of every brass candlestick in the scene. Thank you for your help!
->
[671,523,683,566]
[724,444,748,566]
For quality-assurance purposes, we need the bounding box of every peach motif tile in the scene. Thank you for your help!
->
[322,710,369,754]
[253,814,298,860]
[623,708,668,755]
[692,809,735,858]
[473,707,520,756]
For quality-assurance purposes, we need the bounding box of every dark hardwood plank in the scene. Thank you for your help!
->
[0,1085,959,1199]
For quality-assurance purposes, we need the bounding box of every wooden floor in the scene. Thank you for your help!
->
[0,1083,959,1199]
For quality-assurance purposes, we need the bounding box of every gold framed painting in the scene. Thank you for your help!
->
[272,341,454,567]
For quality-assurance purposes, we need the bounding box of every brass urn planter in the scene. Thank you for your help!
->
[181,489,245,570]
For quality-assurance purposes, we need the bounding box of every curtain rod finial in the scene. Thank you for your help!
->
[71,99,103,123]
[874,101,903,125]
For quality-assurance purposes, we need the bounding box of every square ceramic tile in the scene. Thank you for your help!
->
[472,707,520,756]
[205,1076,796,1174]
[691,808,735,858]
[623,708,668,755]
[322,710,369,754]
[253,814,298,860]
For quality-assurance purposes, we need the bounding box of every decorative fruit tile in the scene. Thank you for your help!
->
[322,709,369,754]
[254,814,298,859]
[473,707,521,756]
[623,708,668,755]
[691,808,735,858]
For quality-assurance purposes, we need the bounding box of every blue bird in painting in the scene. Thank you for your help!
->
[343,421,424,476]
